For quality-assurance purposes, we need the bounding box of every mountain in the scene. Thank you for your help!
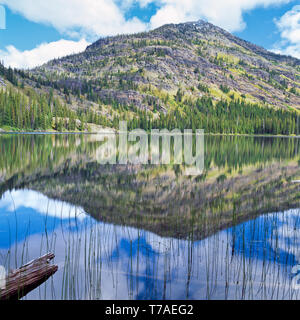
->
[32,20,300,110]
[0,20,300,133]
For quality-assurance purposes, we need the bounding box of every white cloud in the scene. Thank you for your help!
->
[0,38,90,69]
[0,189,88,220]
[272,5,300,59]
[0,0,147,40]
[272,44,300,59]
[275,5,300,43]
[0,0,293,39]
[148,0,292,32]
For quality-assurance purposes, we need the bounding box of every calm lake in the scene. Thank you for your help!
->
[0,134,300,300]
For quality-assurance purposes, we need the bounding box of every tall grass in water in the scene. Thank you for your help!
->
[1,206,299,300]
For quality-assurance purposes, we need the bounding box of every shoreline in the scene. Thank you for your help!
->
[0,130,300,138]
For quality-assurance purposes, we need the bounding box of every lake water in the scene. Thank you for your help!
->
[0,134,300,300]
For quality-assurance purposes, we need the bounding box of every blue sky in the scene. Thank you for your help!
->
[0,0,299,68]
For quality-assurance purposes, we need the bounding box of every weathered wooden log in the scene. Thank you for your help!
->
[0,253,58,300]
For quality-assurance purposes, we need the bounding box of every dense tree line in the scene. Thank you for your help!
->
[0,62,299,135]
[0,88,106,131]
[127,96,300,135]
[1,85,299,135]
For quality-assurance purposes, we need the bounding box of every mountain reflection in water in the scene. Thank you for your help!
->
[0,189,299,300]
[0,134,300,300]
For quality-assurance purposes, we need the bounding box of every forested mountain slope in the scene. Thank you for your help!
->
[0,20,300,134]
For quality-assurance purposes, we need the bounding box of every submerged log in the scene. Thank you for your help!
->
[0,253,58,300]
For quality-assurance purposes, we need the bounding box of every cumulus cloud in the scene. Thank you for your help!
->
[272,5,300,59]
[0,190,88,220]
[148,0,292,32]
[275,5,300,43]
[0,0,147,40]
[272,44,300,59]
[0,0,293,39]
[0,38,90,69]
